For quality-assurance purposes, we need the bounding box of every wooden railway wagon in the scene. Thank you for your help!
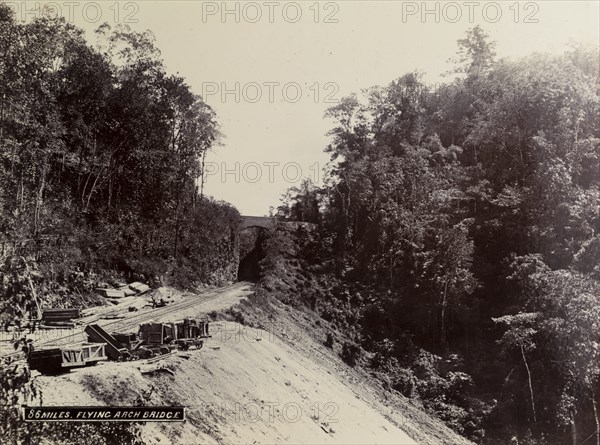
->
[111,332,154,359]
[173,319,210,350]
[85,324,130,361]
[28,343,107,374]
[78,343,108,365]
[138,322,178,354]
[139,319,210,351]
[82,319,212,362]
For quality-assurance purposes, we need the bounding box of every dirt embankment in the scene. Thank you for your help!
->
[33,287,472,445]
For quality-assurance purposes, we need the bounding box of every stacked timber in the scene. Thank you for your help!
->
[96,282,150,298]
[96,288,126,298]
[40,308,81,328]
[42,308,81,320]
[119,285,137,297]
[129,282,150,295]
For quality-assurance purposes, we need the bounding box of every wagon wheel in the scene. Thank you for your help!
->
[143,348,154,359]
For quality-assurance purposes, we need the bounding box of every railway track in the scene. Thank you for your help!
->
[2,281,254,358]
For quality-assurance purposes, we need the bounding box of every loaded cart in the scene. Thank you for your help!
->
[82,319,212,361]
[173,319,211,350]
[138,322,178,354]
[111,331,155,359]
[84,324,131,361]
[139,319,211,352]
[27,343,107,374]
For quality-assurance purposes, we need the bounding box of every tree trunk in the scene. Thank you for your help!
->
[17,172,23,213]
[592,382,599,445]
[108,156,116,210]
[85,168,104,211]
[173,184,182,261]
[0,92,5,141]
[173,216,180,261]
[521,345,537,423]
[199,150,206,200]
[0,23,13,143]
[441,279,449,343]
[34,160,48,235]
[23,259,42,320]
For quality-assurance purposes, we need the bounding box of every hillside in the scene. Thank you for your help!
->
[32,289,472,445]
[2,5,597,444]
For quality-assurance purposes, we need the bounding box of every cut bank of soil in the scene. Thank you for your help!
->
[31,285,472,445]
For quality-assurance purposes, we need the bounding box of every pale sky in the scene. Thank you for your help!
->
[10,1,600,215]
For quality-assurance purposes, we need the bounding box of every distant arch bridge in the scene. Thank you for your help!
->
[239,216,316,231]
[239,216,276,231]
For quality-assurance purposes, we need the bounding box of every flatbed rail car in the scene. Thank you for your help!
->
[27,343,107,374]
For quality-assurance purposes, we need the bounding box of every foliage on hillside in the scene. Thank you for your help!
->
[268,27,600,444]
[0,5,240,303]
[0,5,238,443]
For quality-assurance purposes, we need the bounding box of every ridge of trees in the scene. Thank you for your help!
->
[274,27,599,444]
[0,6,238,443]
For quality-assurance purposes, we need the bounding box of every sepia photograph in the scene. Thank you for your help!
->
[0,1,599,444]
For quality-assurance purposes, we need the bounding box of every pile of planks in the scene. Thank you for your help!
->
[119,285,137,297]
[41,308,82,329]
[96,288,126,298]
[96,282,151,299]
[129,282,150,294]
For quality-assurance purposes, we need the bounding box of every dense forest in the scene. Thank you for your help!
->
[272,27,600,445]
[0,4,240,311]
[0,3,598,443]
[0,6,237,443]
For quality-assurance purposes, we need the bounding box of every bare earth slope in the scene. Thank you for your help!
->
[34,286,472,445]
